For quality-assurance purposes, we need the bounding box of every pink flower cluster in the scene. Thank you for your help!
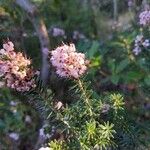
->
[139,10,150,26]
[133,35,150,55]
[0,41,36,92]
[50,43,88,78]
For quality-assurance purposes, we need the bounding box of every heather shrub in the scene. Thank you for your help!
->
[0,1,150,150]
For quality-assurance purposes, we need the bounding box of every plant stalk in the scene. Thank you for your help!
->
[77,79,93,116]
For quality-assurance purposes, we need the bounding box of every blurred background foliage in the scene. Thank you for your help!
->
[0,0,150,149]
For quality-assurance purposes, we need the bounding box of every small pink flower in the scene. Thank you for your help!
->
[52,27,65,37]
[0,49,7,55]
[3,41,14,51]
[55,101,63,110]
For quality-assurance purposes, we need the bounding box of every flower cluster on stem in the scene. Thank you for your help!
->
[0,41,36,92]
[51,43,92,116]
[139,10,150,26]
[133,35,150,55]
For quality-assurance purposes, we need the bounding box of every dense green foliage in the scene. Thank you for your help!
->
[0,0,150,149]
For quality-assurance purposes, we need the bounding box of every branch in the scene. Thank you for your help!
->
[113,0,118,22]
[15,0,50,84]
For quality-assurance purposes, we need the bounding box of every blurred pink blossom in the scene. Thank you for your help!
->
[9,132,19,141]
[52,27,65,37]
[73,31,86,40]
[139,10,150,26]
[128,0,133,7]
[132,35,150,55]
